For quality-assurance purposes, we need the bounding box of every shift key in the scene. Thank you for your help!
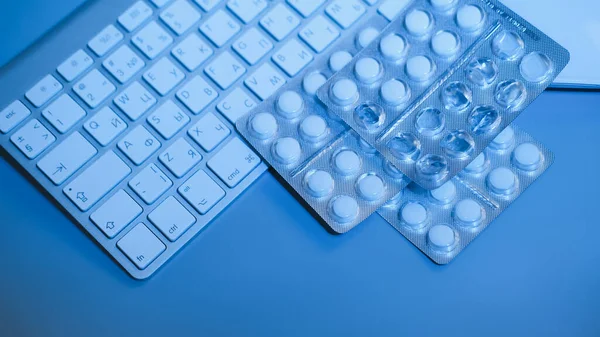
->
[207,137,261,188]
[64,151,132,211]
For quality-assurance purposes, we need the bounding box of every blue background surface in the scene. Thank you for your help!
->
[1,1,599,336]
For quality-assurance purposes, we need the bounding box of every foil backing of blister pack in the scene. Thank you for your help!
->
[377,124,553,264]
[236,6,410,233]
[317,0,569,190]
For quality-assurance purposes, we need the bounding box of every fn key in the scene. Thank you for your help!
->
[117,223,166,270]
[207,137,261,188]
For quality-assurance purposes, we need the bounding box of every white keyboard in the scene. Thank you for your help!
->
[0,0,398,279]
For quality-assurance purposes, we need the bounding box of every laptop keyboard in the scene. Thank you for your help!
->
[0,0,396,279]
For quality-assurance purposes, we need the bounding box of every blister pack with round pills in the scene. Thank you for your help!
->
[235,12,409,233]
[317,0,569,190]
[377,124,554,263]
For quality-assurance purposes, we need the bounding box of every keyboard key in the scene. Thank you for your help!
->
[176,76,218,114]
[42,94,86,133]
[378,0,413,21]
[159,138,202,178]
[103,45,146,83]
[326,0,366,29]
[194,0,221,11]
[287,0,325,17]
[207,137,260,187]
[179,170,225,214]
[118,125,161,165]
[227,0,267,24]
[63,151,131,211]
[299,16,340,53]
[200,10,240,47]
[143,58,185,95]
[57,49,93,82]
[244,63,286,100]
[0,101,31,134]
[73,69,116,108]
[84,106,127,146]
[118,1,153,32]
[147,99,190,139]
[148,196,196,241]
[114,81,157,120]
[272,39,313,77]
[150,0,172,8]
[172,33,214,71]
[10,119,56,159]
[88,24,124,57]
[37,132,97,185]
[188,112,230,152]
[133,21,174,59]
[117,223,166,270]
[204,51,246,90]
[25,74,63,108]
[129,163,173,204]
[216,87,257,123]
[91,190,143,238]
[260,4,300,41]
[232,28,273,65]
[160,0,201,35]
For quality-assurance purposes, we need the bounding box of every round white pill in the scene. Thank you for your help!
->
[358,27,380,48]
[431,30,459,57]
[380,34,407,61]
[401,202,428,229]
[330,195,359,223]
[355,57,382,84]
[454,199,483,226]
[357,174,385,201]
[490,126,515,150]
[513,143,542,171]
[487,167,517,196]
[305,170,334,198]
[334,150,361,175]
[520,52,553,83]
[303,72,327,96]
[329,51,353,72]
[250,112,277,139]
[381,79,409,106]
[272,137,301,164]
[406,56,435,82]
[405,10,433,36]
[331,78,359,106]
[464,152,487,174]
[431,0,456,10]
[456,5,484,31]
[299,115,328,142]
[430,181,457,204]
[428,224,457,251]
[277,91,304,119]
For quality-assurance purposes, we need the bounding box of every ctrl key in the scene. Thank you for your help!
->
[207,137,261,188]
[117,223,166,270]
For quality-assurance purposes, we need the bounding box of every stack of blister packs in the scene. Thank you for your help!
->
[237,0,569,263]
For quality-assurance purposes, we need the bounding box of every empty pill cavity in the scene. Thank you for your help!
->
[520,52,553,82]
[492,31,525,61]
[466,57,498,87]
[354,103,385,131]
[441,130,475,158]
[416,154,449,183]
[415,107,445,136]
[358,137,377,154]
[388,133,421,161]
[468,105,500,135]
[441,81,472,111]
[384,161,404,180]
[495,80,526,109]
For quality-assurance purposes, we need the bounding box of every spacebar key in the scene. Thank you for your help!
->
[207,137,261,188]
[64,151,132,211]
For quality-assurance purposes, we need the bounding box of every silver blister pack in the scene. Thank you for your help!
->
[377,124,553,264]
[317,0,569,189]
[236,9,410,233]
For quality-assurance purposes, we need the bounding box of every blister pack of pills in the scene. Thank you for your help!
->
[377,124,553,263]
[236,11,412,233]
[317,0,569,189]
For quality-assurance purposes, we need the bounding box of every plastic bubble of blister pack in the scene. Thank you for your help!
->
[236,6,411,233]
[317,0,569,190]
[377,124,554,264]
